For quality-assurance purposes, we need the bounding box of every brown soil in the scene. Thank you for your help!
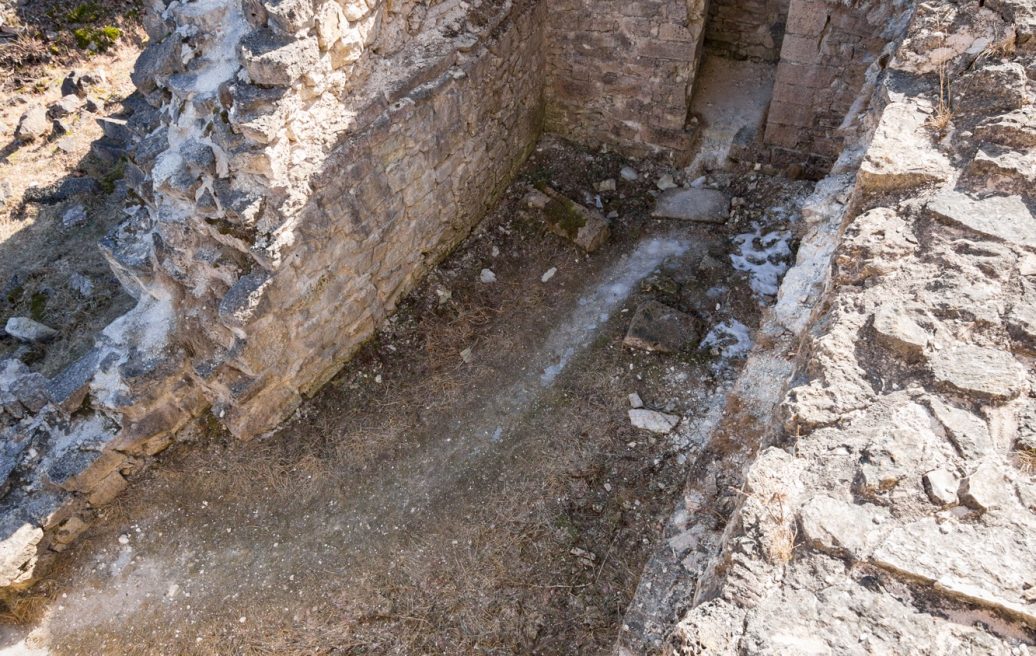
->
[0,0,144,91]
[0,137,814,655]
[0,10,142,375]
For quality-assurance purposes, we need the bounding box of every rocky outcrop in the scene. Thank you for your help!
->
[653,1,1036,652]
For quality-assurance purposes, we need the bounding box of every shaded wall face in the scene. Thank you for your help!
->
[544,0,708,162]
[763,0,905,173]
[220,4,548,437]
[705,0,791,61]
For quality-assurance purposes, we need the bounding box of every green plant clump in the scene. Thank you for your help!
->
[72,25,122,52]
[66,2,103,24]
[99,158,126,194]
[29,292,47,321]
[544,198,586,239]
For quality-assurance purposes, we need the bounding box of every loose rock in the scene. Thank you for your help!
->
[958,463,1011,512]
[629,409,680,434]
[62,204,88,228]
[15,107,49,142]
[533,186,610,253]
[4,318,58,343]
[656,174,677,190]
[922,468,959,506]
[624,301,703,353]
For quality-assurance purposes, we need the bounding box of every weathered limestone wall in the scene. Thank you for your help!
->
[221,5,547,436]
[1,0,546,592]
[544,0,707,162]
[762,0,913,174]
[627,1,1036,652]
[704,0,790,61]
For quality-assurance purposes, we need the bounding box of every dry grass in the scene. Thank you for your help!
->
[763,490,797,564]
[927,64,954,134]
[1012,450,1036,475]
[4,137,765,655]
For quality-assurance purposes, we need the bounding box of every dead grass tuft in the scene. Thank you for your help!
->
[927,64,954,134]
[1012,450,1036,475]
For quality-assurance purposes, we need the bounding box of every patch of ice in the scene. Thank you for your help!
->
[701,320,753,362]
[92,294,175,409]
[539,237,689,386]
[730,222,793,298]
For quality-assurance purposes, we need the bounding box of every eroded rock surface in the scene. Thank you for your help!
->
[654,1,1036,653]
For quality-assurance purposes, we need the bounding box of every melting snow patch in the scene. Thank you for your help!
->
[730,222,793,298]
[539,237,689,386]
[701,320,753,365]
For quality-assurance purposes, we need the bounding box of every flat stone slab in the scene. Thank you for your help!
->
[857,102,953,193]
[529,186,610,252]
[929,343,1027,400]
[928,190,1036,248]
[872,305,928,358]
[629,409,681,434]
[624,301,703,353]
[871,516,1036,626]
[652,188,730,224]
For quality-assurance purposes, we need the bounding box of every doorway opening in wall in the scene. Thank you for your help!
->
[684,0,790,175]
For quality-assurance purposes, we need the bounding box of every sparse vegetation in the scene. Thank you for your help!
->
[0,0,143,87]
[72,25,122,52]
[928,64,954,133]
[66,2,103,24]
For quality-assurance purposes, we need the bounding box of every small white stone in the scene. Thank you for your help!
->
[479,268,496,284]
[923,468,959,506]
[460,347,473,363]
[541,267,557,283]
[117,534,129,545]
[5,317,58,343]
[597,179,616,192]
[656,174,677,191]
[629,409,680,434]
[620,166,638,181]
[628,392,644,408]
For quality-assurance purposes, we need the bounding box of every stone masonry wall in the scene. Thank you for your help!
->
[220,3,547,436]
[762,0,913,174]
[544,0,707,163]
[0,0,546,592]
[704,0,790,61]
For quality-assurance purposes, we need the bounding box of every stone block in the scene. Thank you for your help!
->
[928,190,1036,249]
[624,301,704,353]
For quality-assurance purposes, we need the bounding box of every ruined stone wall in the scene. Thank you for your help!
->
[650,1,1036,651]
[0,0,547,592]
[221,4,547,436]
[704,0,790,61]
[544,0,707,162]
[762,0,913,174]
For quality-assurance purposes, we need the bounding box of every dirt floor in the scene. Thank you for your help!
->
[0,134,810,654]
[0,3,142,375]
